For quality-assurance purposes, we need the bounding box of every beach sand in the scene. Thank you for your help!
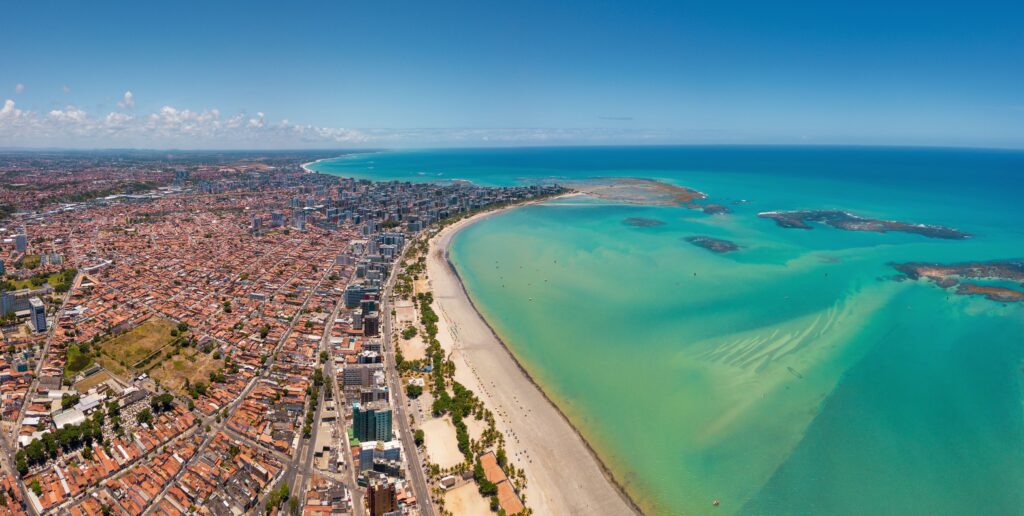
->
[426,199,639,516]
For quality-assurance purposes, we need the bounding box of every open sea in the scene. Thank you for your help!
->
[312,146,1024,515]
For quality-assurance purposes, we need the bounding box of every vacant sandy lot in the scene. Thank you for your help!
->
[394,300,427,360]
[414,278,430,296]
[400,334,427,361]
[443,483,491,516]
[394,300,417,326]
[420,416,464,469]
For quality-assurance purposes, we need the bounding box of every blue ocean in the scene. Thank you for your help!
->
[312,146,1024,515]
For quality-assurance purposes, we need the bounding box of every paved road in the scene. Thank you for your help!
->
[380,244,436,516]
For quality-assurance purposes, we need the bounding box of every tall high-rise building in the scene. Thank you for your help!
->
[363,311,380,337]
[344,284,379,308]
[367,481,397,516]
[29,297,46,333]
[173,169,189,187]
[0,258,5,275]
[14,234,27,253]
[0,292,13,317]
[352,401,392,442]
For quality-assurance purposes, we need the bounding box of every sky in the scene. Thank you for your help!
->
[1,0,1022,149]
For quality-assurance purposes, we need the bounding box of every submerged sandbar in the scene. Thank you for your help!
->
[684,235,740,253]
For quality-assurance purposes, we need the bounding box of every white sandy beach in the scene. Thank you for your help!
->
[300,157,329,173]
[426,197,639,516]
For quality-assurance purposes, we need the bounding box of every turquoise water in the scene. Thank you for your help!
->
[313,147,1024,515]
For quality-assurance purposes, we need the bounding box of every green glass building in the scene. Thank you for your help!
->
[353,401,392,441]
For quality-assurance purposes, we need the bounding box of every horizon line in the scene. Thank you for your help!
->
[2,142,1023,154]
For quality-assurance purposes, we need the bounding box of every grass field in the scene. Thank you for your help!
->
[9,269,76,291]
[96,353,129,379]
[63,343,95,379]
[148,348,224,396]
[97,317,177,372]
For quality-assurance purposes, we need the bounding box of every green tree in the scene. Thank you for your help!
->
[406,384,423,398]
[62,393,81,409]
[150,393,174,413]
[402,326,417,340]
[496,447,507,469]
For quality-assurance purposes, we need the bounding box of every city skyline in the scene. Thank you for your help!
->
[2,0,1022,149]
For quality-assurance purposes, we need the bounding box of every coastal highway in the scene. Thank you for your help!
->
[381,243,436,516]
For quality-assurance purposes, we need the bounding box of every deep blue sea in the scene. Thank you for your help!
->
[312,146,1024,515]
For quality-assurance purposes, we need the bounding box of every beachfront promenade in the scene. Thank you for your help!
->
[426,210,638,516]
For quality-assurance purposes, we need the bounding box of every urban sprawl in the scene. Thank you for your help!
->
[0,152,562,516]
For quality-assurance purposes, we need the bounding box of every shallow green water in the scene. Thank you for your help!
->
[315,147,1024,514]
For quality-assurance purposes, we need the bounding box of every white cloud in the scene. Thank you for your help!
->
[48,105,89,122]
[248,112,265,128]
[14,83,25,94]
[0,100,373,148]
[0,97,674,148]
[117,90,135,109]
[105,111,134,128]
[1,99,23,119]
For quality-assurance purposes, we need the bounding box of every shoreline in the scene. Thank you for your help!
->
[302,151,385,175]
[426,193,643,515]
[300,157,329,173]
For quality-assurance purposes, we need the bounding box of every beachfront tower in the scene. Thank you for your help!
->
[353,401,393,441]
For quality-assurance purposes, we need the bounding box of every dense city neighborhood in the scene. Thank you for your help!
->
[0,152,561,515]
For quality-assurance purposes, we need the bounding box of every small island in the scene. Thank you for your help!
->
[758,210,970,239]
[891,260,1024,302]
[684,235,740,254]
